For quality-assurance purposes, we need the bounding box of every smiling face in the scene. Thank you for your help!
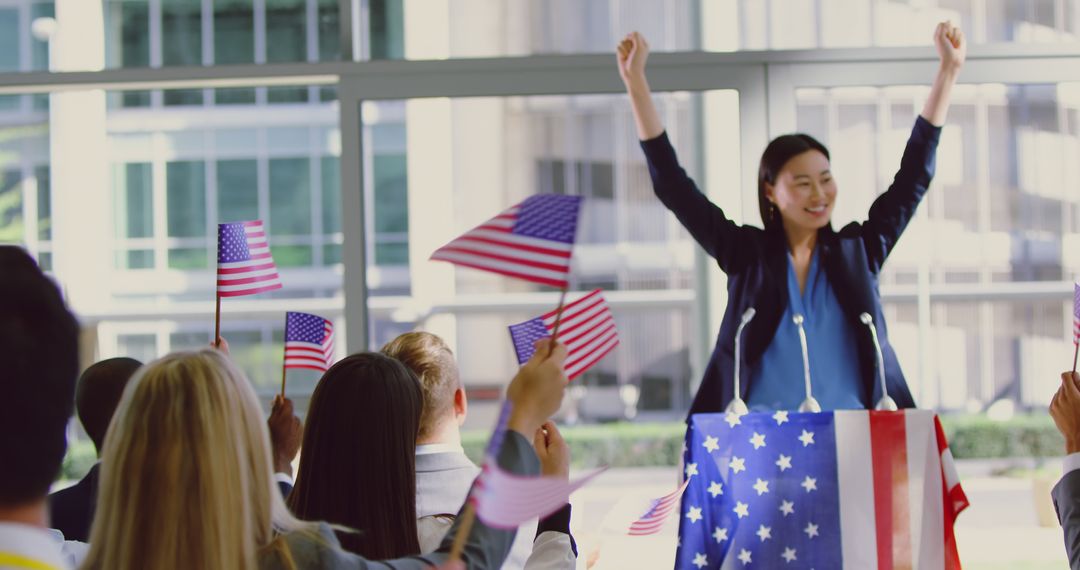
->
[765,149,836,234]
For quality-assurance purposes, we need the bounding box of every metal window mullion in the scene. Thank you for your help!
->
[339,81,368,351]
[257,127,271,238]
[309,125,324,267]
[206,130,219,269]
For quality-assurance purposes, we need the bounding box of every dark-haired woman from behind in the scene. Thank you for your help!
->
[617,23,966,415]
[288,353,425,559]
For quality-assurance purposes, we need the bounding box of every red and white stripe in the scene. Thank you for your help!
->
[627,479,690,536]
[217,221,282,297]
[430,206,573,288]
[474,463,606,529]
[1073,316,1079,345]
[284,322,335,373]
[543,289,619,380]
[834,410,969,570]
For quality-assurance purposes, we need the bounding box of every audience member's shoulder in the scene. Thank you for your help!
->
[261,523,366,570]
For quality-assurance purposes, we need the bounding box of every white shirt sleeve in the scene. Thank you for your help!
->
[1064,453,1080,477]
[274,472,295,487]
[521,531,576,570]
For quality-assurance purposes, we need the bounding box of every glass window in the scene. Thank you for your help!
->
[317,0,341,61]
[267,0,307,64]
[369,0,405,59]
[215,0,254,64]
[0,9,18,73]
[106,0,149,69]
[35,166,51,242]
[114,163,153,239]
[162,0,202,66]
[116,333,158,364]
[0,170,22,244]
[321,155,341,234]
[372,153,408,265]
[217,159,259,222]
[31,2,55,72]
[269,157,312,235]
[166,161,206,238]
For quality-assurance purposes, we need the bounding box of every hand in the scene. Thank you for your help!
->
[211,336,230,355]
[268,395,303,475]
[934,21,965,71]
[533,421,570,480]
[1051,372,1080,454]
[506,338,569,437]
[616,31,649,87]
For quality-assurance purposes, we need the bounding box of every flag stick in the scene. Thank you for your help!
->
[548,287,569,356]
[448,502,477,563]
[213,295,222,348]
[280,363,287,399]
[1073,342,1078,375]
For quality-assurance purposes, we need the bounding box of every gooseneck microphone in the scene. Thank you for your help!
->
[726,307,756,416]
[793,314,821,413]
[860,313,898,411]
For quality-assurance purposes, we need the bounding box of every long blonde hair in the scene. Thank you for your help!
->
[81,349,312,570]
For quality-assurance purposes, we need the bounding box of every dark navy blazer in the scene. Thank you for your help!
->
[640,117,941,417]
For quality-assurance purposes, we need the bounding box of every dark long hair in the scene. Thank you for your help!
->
[287,352,424,558]
[757,133,831,230]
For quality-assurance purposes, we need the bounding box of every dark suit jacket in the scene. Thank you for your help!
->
[640,117,942,416]
[1053,469,1080,569]
[49,463,100,543]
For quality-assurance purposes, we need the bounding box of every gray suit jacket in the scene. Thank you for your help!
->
[1053,470,1080,569]
[260,430,538,569]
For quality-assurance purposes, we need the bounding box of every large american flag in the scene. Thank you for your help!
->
[677,410,968,570]
[217,220,282,297]
[472,402,606,529]
[1073,283,1079,344]
[507,289,618,380]
[430,194,582,288]
[628,479,690,536]
[283,311,335,373]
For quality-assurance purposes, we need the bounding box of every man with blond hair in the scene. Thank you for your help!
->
[382,331,577,569]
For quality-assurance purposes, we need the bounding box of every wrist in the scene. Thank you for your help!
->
[507,407,540,439]
[937,62,962,78]
[624,76,650,95]
[273,456,294,476]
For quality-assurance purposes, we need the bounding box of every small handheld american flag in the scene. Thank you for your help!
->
[283,311,335,373]
[508,289,618,380]
[628,479,691,536]
[431,194,582,289]
[217,220,282,297]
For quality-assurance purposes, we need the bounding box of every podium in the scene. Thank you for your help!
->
[674,410,969,569]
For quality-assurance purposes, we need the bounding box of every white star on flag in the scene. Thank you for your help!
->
[738,549,752,564]
[685,462,698,478]
[692,552,708,569]
[724,412,742,428]
[804,522,819,538]
[756,524,772,541]
[749,432,767,449]
[782,547,797,563]
[772,410,789,425]
[729,456,746,474]
[686,506,702,523]
[801,476,818,492]
[707,481,723,498]
[733,501,749,519]
[779,500,795,516]
[776,454,793,471]
[712,527,728,543]
[753,478,770,496]
[703,435,720,453]
[798,430,815,447]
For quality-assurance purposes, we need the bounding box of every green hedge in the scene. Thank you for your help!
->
[57,413,1069,481]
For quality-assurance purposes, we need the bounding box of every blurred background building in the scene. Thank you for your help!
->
[3,0,1080,426]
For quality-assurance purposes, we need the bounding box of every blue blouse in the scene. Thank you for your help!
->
[746,249,867,411]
